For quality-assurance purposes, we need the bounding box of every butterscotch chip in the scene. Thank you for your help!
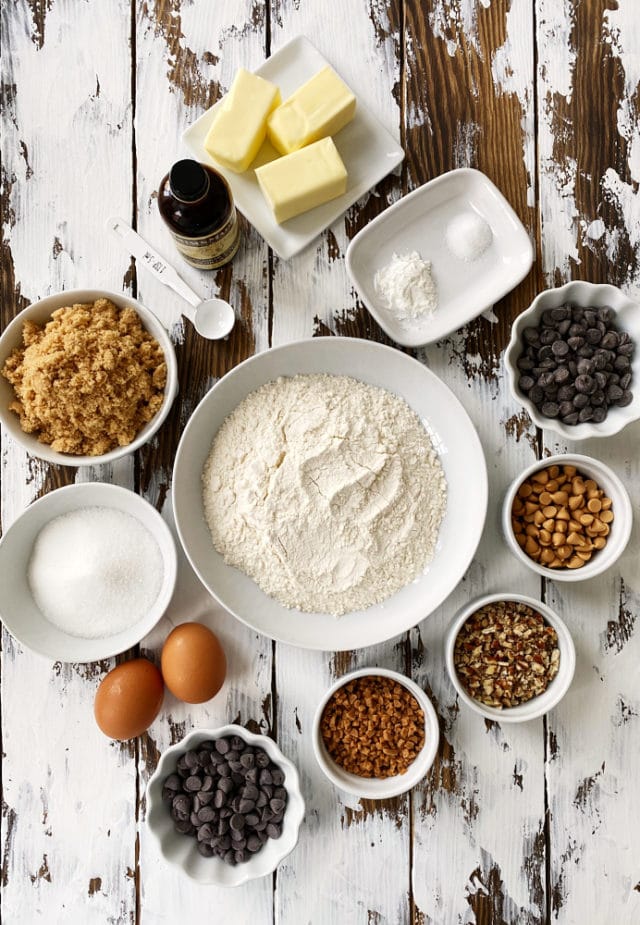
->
[2,299,166,455]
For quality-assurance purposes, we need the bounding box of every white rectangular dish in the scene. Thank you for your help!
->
[182,35,404,260]
[345,168,534,346]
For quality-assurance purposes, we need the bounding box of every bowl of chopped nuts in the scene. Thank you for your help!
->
[505,281,639,439]
[502,454,632,581]
[445,594,576,722]
[0,289,178,465]
[312,667,440,798]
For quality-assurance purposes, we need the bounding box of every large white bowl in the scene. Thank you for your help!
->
[445,593,576,723]
[505,280,640,439]
[0,288,178,465]
[312,667,440,798]
[146,725,305,886]
[172,337,488,650]
[0,482,178,662]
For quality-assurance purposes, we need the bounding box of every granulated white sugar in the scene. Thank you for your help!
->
[28,506,163,638]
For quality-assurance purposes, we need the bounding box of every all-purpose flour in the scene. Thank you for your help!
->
[202,374,447,616]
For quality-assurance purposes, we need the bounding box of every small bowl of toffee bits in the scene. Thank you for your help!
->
[502,454,633,581]
[445,594,576,723]
[505,280,640,439]
[312,668,440,799]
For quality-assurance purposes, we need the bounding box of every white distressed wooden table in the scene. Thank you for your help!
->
[2,2,639,923]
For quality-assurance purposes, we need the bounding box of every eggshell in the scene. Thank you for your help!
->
[161,622,226,704]
[94,658,164,740]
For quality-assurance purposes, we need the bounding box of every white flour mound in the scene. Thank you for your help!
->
[202,374,447,616]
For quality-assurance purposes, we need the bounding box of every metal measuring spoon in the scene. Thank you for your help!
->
[107,217,235,340]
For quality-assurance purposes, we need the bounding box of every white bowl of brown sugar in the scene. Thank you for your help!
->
[312,667,440,798]
[0,289,178,466]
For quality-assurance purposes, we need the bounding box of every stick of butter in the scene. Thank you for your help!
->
[255,137,348,224]
[205,68,281,173]
[267,65,356,155]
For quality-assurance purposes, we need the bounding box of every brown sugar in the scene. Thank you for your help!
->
[2,298,167,456]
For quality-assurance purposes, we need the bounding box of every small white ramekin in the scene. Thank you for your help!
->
[312,667,440,798]
[502,453,632,582]
[445,593,576,723]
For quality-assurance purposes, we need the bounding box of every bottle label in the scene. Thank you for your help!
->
[170,207,240,269]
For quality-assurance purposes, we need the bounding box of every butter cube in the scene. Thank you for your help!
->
[205,68,281,173]
[255,137,348,223]
[267,66,356,155]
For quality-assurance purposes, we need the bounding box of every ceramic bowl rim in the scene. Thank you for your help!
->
[501,453,633,581]
[172,335,488,651]
[0,288,179,466]
[312,666,440,797]
[504,280,640,439]
[0,481,178,662]
[444,592,576,723]
[146,724,305,886]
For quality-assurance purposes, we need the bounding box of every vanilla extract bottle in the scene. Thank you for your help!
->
[158,159,240,270]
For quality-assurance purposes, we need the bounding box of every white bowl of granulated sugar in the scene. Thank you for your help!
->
[0,482,177,662]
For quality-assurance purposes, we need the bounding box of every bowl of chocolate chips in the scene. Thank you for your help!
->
[146,725,305,885]
[505,281,639,439]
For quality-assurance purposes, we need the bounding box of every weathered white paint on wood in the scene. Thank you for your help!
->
[133,2,274,921]
[1,2,136,923]
[2,1,639,923]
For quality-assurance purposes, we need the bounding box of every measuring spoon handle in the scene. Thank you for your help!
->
[107,217,201,312]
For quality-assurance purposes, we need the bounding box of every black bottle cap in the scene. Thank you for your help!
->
[169,159,209,202]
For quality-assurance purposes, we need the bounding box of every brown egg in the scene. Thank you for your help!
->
[161,622,226,704]
[94,658,164,740]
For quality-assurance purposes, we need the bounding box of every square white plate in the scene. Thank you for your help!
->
[345,168,534,346]
[182,35,404,260]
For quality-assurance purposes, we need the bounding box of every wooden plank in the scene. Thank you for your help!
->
[536,1,640,921]
[405,2,547,923]
[268,2,413,923]
[0,1,137,921]
[133,2,273,921]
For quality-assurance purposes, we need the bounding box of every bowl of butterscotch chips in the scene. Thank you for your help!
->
[312,667,440,798]
[0,289,178,465]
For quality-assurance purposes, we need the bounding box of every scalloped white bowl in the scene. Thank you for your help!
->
[146,725,305,886]
[0,288,178,465]
[505,281,640,439]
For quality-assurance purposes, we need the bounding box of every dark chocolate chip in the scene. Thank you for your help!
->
[541,402,559,418]
[230,813,245,832]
